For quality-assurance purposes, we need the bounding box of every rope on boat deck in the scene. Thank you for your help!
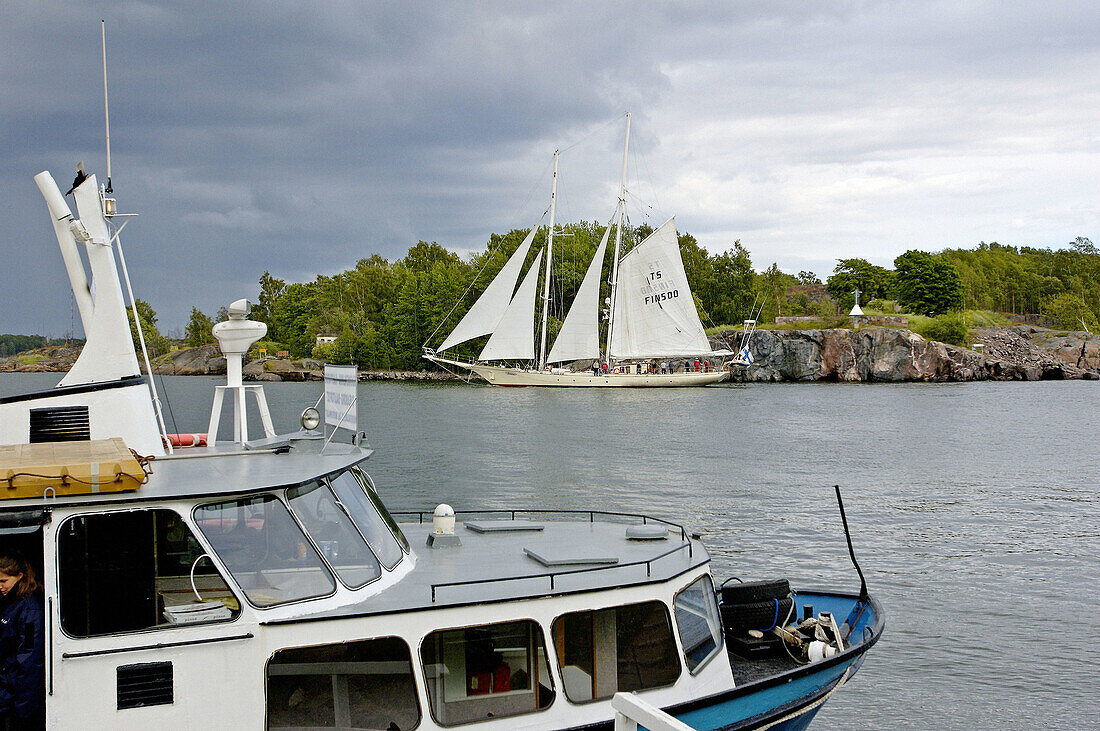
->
[4,449,154,490]
[756,665,852,730]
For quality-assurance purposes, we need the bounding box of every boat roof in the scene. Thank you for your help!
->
[0,434,372,509]
[266,516,710,624]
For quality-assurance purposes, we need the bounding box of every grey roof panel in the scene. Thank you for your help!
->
[523,547,619,567]
[465,520,545,533]
[264,519,710,625]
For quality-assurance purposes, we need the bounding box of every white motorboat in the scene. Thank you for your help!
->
[0,163,880,729]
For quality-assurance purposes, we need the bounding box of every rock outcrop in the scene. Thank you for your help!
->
[723,326,1100,382]
[152,344,226,375]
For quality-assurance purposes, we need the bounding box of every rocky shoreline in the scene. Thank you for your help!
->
[4,325,1098,383]
[718,325,1100,382]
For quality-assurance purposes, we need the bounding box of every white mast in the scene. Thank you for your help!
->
[101,20,112,191]
[604,112,631,367]
[537,150,559,369]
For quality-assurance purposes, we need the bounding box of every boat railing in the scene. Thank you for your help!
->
[392,507,688,540]
[425,539,694,603]
[611,691,695,731]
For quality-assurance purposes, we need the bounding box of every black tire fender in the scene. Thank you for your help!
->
[721,597,794,634]
[720,578,791,604]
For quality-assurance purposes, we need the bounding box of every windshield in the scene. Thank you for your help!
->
[286,481,382,588]
[195,495,335,607]
[330,469,407,569]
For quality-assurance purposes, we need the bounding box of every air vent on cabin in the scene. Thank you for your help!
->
[29,406,89,443]
[117,661,173,710]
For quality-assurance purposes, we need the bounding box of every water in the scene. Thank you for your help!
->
[3,373,1098,728]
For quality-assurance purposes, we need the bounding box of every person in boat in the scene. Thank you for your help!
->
[0,553,44,730]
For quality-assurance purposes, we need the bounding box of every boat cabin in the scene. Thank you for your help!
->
[0,430,734,729]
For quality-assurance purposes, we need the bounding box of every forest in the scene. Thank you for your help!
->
[171,226,1093,369]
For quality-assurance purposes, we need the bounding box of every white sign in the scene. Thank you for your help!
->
[324,365,358,432]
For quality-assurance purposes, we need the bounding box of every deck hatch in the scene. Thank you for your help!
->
[116,661,173,709]
[523,547,619,567]
[465,520,545,533]
[29,405,90,443]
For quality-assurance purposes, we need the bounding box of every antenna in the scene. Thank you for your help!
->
[101,20,112,193]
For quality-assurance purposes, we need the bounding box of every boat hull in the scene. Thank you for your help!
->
[426,356,729,387]
[570,589,882,731]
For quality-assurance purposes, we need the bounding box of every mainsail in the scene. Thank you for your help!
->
[546,222,612,364]
[478,248,544,361]
[436,227,538,353]
[608,218,712,360]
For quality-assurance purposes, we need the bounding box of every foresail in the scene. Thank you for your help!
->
[437,227,538,352]
[608,217,712,359]
[547,224,611,363]
[478,248,544,361]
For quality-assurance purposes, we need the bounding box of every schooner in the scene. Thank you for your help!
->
[423,115,730,387]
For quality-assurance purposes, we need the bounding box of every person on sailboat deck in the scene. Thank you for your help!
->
[0,553,44,730]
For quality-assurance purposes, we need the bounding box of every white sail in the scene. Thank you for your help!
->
[478,248,544,361]
[608,218,712,360]
[547,224,612,364]
[437,227,538,352]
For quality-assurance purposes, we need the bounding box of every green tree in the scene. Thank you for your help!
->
[251,271,286,325]
[1043,292,1098,331]
[269,283,319,357]
[0,334,49,357]
[797,271,822,285]
[894,250,963,316]
[126,299,169,356]
[754,263,798,321]
[826,259,895,311]
[184,307,216,347]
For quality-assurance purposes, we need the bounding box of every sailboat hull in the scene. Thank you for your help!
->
[426,356,729,387]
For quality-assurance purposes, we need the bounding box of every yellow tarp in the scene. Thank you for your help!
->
[0,438,148,498]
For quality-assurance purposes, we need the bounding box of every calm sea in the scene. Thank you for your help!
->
[3,373,1097,729]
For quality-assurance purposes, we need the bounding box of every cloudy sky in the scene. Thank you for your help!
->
[2,1,1097,335]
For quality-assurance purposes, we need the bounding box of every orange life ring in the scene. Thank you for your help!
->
[163,433,208,448]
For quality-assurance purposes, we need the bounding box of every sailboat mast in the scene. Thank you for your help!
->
[537,150,560,370]
[604,112,631,367]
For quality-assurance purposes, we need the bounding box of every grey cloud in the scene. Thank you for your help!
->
[1,1,1097,335]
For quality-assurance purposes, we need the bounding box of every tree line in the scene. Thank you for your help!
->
[193,227,1089,369]
[825,236,1099,330]
[7,228,1093,364]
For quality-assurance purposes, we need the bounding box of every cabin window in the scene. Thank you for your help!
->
[328,470,406,568]
[674,575,723,672]
[286,481,382,588]
[352,468,410,553]
[551,601,681,703]
[58,509,239,637]
[420,620,555,726]
[267,636,420,730]
[195,495,335,607]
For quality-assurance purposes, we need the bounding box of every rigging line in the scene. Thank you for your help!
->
[630,142,664,224]
[156,372,179,437]
[502,153,556,229]
[422,209,549,348]
[558,112,629,155]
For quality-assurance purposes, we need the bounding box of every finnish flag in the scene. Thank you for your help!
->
[738,346,754,365]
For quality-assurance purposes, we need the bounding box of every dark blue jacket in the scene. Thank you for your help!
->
[0,593,44,719]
